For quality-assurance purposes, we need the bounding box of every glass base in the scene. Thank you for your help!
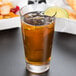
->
[26,63,50,73]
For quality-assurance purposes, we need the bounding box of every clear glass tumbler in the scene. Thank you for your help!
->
[20,5,55,73]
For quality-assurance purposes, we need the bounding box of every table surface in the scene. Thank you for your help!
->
[0,28,76,76]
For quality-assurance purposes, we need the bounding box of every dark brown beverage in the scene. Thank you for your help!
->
[21,12,54,65]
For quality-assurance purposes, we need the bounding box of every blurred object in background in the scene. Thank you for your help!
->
[0,0,20,30]
[63,0,76,20]
[28,0,46,4]
[38,0,46,3]
[28,0,34,4]
[0,0,19,20]
[66,9,76,20]
[66,0,76,12]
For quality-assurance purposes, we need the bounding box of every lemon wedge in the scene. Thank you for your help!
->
[44,7,69,18]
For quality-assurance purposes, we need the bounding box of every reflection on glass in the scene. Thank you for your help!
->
[25,69,50,76]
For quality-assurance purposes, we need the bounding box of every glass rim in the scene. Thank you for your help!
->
[19,5,57,18]
[19,5,26,16]
[21,11,56,27]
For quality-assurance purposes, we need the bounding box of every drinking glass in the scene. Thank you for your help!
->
[20,5,55,73]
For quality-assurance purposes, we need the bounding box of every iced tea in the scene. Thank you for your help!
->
[21,12,54,65]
